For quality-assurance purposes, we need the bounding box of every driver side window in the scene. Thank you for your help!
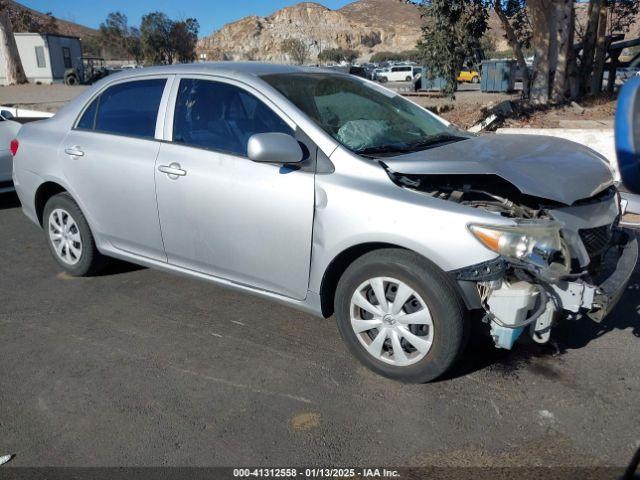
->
[172,79,294,157]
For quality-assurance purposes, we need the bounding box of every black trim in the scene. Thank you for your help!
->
[451,257,507,282]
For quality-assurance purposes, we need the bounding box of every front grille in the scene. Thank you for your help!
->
[579,225,614,260]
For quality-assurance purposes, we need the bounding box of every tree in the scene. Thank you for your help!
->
[0,9,27,85]
[418,0,489,98]
[280,38,310,65]
[140,12,173,65]
[370,50,420,63]
[170,18,199,63]
[318,47,359,64]
[100,12,142,62]
[493,0,531,98]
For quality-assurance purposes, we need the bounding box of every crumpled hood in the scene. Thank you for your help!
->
[381,134,614,205]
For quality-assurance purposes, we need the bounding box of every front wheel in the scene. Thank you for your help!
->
[335,249,467,383]
[471,75,480,84]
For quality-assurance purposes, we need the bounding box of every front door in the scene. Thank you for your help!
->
[155,77,315,300]
[61,77,169,261]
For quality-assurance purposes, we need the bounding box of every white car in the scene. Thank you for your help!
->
[377,65,415,83]
[0,115,22,193]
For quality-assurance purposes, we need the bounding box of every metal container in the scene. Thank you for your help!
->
[481,60,517,93]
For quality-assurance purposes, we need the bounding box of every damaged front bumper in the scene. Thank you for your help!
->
[454,229,638,349]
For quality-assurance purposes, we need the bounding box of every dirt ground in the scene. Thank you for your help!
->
[0,83,88,113]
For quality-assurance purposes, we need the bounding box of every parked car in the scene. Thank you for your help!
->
[0,115,21,193]
[377,65,414,82]
[12,63,638,383]
[457,67,480,83]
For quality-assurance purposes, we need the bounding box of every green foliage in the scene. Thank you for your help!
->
[280,38,310,65]
[370,50,421,63]
[99,12,141,61]
[139,12,199,65]
[418,0,489,98]
[318,48,359,64]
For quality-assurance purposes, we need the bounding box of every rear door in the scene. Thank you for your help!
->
[60,76,172,261]
[154,76,315,300]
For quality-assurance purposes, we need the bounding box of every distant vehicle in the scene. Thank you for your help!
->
[377,65,414,83]
[0,115,21,193]
[457,67,480,84]
[64,57,109,86]
[349,66,368,79]
[371,67,389,81]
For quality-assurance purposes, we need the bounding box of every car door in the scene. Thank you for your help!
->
[154,77,315,300]
[60,77,172,261]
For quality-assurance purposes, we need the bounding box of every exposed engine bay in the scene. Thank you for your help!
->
[386,169,639,350]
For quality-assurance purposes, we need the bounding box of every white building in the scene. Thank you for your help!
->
[0,33,83,85]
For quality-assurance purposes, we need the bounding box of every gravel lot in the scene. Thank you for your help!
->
[1,190,639,468]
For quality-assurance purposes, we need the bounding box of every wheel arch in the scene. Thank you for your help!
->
[34,181,67,226]
[319,242,411,318]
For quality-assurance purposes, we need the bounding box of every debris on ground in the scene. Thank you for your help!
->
[0,454,14,466]
[434,93,617,131]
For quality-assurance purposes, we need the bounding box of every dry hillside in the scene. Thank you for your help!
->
[1,0,98,39]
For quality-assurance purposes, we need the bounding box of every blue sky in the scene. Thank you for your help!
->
[19,0,355,37]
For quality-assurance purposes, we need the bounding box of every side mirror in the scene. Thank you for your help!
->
[615,76,640,194]
[247,133,304,164]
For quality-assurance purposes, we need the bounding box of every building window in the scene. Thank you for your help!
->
[35,46,46,68]
[62,47,72,69]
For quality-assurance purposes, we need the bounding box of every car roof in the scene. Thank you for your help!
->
[104,62,336,82]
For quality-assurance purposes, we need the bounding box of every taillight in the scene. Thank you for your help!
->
[10,139,18,156]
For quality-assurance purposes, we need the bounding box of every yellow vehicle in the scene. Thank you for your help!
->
[457,67,480,83]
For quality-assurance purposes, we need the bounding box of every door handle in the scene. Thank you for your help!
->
[64,146,84,158]
[158,163,187,178]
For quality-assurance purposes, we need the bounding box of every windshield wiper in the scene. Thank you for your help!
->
[403,133,469,151]
[355,133,469,157]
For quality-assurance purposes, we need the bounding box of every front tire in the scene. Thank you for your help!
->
[43,193,106,276]
[335,249,466,383]
[471,75,480,84]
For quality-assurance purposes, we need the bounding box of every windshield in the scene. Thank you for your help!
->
[262,72,470,156]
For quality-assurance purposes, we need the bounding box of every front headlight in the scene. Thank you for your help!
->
[468,220,569,276]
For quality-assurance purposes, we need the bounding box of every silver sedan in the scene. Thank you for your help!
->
[12,63,637,382]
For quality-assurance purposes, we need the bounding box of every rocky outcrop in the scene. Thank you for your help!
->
[197,0,423,62]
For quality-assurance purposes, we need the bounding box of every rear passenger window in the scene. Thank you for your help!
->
[77,97,99,130]
[172,79,293,156]
[76,79,166,139]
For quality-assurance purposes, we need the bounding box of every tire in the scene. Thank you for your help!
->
[405,76,412,82]
[379,77,388,83]
[471,76,480,84]
[65,75,79,86]
[334,249,466,383]
[43,192,107,276]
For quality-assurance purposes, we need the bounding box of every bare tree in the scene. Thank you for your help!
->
[0,10,27,85]
[280,38,310,65]
[494,0,531,99]
[551,0,574,102]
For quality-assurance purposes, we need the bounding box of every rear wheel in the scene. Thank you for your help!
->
[43,193,106,276]
[65,74,79,86]
[471,75,480,84]
[405,76,413,82]
[334,249,466,383]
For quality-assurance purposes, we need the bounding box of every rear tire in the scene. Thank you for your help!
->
[65,75,79,86]
[43,193,107,276]
[405,76,412,82]
[334,249,467,383]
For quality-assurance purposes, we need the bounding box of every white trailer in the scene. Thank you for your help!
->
[0,33,83,85]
